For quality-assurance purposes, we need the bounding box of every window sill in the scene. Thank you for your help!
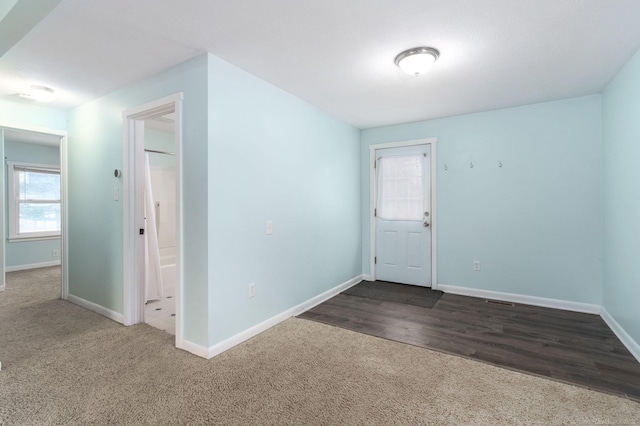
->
[8,235,61,243]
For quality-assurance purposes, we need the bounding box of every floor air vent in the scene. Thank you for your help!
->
[485,299,515,307]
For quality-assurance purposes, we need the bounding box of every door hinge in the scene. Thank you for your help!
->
[374,160,376,169]
[374,257,377,264]
[374,208,377,217]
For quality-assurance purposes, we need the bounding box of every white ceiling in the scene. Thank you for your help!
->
[1,0,640,128]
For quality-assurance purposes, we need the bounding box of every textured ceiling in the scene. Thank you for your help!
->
[1,0,640,128]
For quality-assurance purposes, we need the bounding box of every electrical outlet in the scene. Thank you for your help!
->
[52,249,59,257]
[265,220,273,235]
[248,283,255,298]
[473,261,481,271]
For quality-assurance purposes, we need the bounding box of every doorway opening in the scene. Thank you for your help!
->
[0,125,67,299]
[369,138,437,289]
[141,115,177,334]
[122,93,184,347]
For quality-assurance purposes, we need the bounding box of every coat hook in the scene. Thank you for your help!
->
[499,161,503,168]
[444,164,448,171]
[470,162,474,169]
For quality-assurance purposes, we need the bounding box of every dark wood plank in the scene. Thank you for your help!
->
[298,288,640,402]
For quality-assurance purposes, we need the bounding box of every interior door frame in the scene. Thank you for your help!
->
[122,93,185,350]
[0,121,68,298]
[369,137,438,289]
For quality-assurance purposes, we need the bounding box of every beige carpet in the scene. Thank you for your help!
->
[1,267,640,425]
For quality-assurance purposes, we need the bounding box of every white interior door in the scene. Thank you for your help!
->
[375,145,431,287]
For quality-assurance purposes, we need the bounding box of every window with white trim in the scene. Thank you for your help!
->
[8,162,61,240]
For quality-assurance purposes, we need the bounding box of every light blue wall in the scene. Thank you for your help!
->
[67,54,210,345]
[65,52,360,348]
[0,0,20,19]
[0,99,66,130]
[4,140,61,268]
[602,48,640,346]
[206,54,361,345]
[361,95,603,305]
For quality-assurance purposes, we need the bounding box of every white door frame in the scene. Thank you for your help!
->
[122,93,185,349]
[0,121,68,298]
[369,137,438,289]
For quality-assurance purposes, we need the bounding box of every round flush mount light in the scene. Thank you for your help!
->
[19,85,56,102]
[394,47,440,76]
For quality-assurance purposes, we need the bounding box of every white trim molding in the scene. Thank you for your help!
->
[0,284,5,292]
[5,260,61,272]
[601,307,640,363]
[368,137,438,288]
[179,339,210,359]
[362,274,374,282]
[199,275,362,359]
[66,293,125,324]
[60,135,69,300]
[437,284,601,315]
[122,93,185,352]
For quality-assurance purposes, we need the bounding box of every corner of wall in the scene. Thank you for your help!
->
[205,274,361,359]
[601,307,640,363]
[600,45,640,362]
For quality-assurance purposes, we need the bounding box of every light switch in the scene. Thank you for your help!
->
[265,220,273,235]
[113,187,119,201]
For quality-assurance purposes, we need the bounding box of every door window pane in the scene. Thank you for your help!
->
[377,154,424,220]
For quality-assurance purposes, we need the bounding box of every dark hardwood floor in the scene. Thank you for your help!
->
[298,286,640,402]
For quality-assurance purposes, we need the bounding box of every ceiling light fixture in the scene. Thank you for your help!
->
[394,47,440,76]
[20,85,56,102]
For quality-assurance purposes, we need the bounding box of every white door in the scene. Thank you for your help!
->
[375,145,431,287]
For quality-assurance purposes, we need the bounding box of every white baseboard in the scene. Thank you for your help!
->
[0,284,5,292]
[362,274,374,282]
[177,338,210,359]
[5,260,61,272]
[205,274,362,359]
[437,284,601,315]
[66,293,124,324]
[601,307,640,363]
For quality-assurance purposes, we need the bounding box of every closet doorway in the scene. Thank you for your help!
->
[122,94,184,348]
